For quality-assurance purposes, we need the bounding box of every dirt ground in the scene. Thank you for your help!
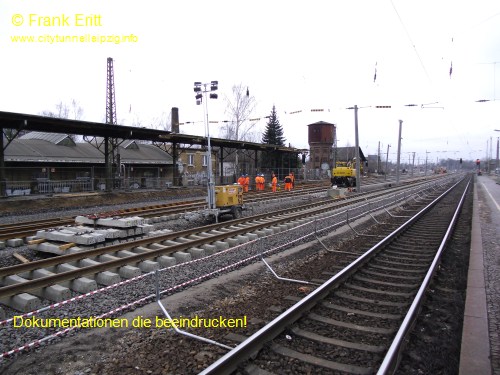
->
[0,188,203,215]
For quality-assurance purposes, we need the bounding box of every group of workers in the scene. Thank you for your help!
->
[238,172,295,193]
[255,174,266,191]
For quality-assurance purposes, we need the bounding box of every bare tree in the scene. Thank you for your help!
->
[40,99,84,120]
[221,83,257,141]
[150,111,171,132]
[222,84,257,176]
[70,99,84,120]
[38,99,85,141]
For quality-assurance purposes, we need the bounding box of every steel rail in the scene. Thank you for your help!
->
[0,191,391,300]
[0,195,341,277]
[0,180,437,300]
[0,185,331,241]
[0,181,422,279]
[198,176,466,375]
[377,177,472,374]
[0,178,449,300]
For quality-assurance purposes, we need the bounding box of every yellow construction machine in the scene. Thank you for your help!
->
[331,159,361,188]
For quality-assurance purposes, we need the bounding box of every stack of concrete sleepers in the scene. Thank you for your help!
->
[28,215,153,255]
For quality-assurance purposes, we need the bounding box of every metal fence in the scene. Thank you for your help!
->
[3,166,327,196]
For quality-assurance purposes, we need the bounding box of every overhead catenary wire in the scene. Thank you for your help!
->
[389,0,433,85]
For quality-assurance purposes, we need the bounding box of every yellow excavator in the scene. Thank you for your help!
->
[331,159,361,188]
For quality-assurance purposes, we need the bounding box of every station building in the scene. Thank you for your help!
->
[4,132,174,194]
[0,111,302,196]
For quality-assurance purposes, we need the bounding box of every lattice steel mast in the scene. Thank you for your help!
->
[106,57,117,126]
[105,57,119,191]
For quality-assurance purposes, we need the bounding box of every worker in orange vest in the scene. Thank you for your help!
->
[271,173,278,192]
[255,174,264,191]
[244,174,250,192]
[260,174,265,191]
[237,174,245,188]
[284,173,292,191]
[290,172,295,189]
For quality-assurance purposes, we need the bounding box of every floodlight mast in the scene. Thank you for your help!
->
[194,81,218,210]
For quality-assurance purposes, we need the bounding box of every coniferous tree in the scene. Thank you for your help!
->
[261,105,286,172]
[261,105,286,146]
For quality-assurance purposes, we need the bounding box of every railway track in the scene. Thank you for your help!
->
[0,175,458,365]
[0,177,453,306]
[199,175,471,374]
[0,176,432,243]
[0,183,331,242]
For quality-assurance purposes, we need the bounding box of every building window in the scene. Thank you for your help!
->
[202,154,208,166]
[188,154,194,166]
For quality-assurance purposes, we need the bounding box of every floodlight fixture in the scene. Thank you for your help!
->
[191,80,219,210]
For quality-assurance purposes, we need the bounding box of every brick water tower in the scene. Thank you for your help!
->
[308,121,336,169]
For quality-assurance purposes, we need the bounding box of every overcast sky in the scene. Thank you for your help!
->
[1,0,500,164]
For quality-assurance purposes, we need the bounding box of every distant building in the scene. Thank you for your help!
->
[4,131,173,193]
[366,154,381,173]
[174,145,218,186]
[307,121,366,170]
[308,121,336,170]
[332,146,367,166]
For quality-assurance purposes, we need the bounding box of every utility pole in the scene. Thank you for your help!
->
[412,152,416,177]
[494,129,499,171]
[385,144,391,181]
[425,151,429,177]
[377,141,381,174]
[171,107,180,186]
[354,105,361,192]
[485,139,489,173]
[396,120,403,185]
[490,136,493,173]
[496,135,499,171]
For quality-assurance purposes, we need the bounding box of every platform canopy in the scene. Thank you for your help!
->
[0,111,301,153]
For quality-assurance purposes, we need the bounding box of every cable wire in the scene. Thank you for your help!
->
[390,0,432,84]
